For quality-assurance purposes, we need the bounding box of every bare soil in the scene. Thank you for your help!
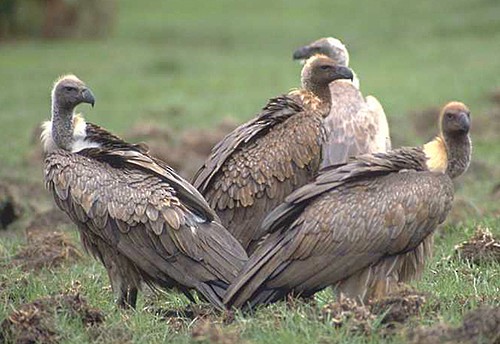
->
[454,226,500,264]
[10,230,82,271]
[408,306,500,344]
[0,289,104,344]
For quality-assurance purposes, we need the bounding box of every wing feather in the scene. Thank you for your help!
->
[192,95,325,249]
[225,154,453,308]
[45,148,248,306]
[321,82,391,169]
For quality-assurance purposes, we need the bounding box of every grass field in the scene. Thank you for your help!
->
[0,0,499,343]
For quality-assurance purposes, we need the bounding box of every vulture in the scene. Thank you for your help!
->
[293,37,434,288]
[293,37,358,87]
[292,36,391,168]
[42,75,248,309]
[224,101,471,309]
[192,55,354,252]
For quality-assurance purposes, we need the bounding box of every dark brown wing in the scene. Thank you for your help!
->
[224,150,453,308]
[192,95,325,250]
[85,122,148,152]
[265,147,427,234]
[321,83,391,168]
[45,148,248,308]
[193,95,303,193]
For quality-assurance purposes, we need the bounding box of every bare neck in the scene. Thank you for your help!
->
[444,133,471,179]
[302,80,332,106]
[51,102,75,151]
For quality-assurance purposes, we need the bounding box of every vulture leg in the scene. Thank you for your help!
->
[127,287,138,309]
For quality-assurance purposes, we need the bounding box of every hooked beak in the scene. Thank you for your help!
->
[458,112,471,133]
[81,88,95,108]
[292,45,314,61]
[334,66,354,81]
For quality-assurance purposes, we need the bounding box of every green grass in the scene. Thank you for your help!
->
[0,0,499,343]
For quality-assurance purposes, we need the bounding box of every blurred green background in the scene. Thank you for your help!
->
[0,2,499,343]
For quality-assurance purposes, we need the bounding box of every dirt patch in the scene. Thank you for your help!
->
[25,208,72,235]
[147,303,234,333]
[0,290,104,344]
[0,182,23,229]
[11,230,82,271]
[317,285,431,336]
[87,325,133,344]
[191,319,243,344]
[0,177,55,221]
[179,118,238,158]
[454,226,500,264]
[408,306,500,344]
[124,118,238,180]
[320,296,375,334]
[150,303,217,320]
[370,285,429,326]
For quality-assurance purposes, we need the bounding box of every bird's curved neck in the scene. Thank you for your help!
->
[51,102,75,151]
[302,81,331,106]
[444,133,471,179]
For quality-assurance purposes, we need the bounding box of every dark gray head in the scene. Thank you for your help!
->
[51,75,95,111]
[440,101,471,137]
[301,55,354,91]
[293,37,350,66]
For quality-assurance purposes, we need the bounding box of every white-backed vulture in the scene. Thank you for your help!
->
[293,37,359,87]
[293,37,440,289]
[42,75,248,309]
[224,102,471,309]
[292,36,391,168]
[192,56,354,252]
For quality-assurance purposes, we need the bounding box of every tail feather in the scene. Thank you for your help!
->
[224,233,292,308]
[198,222,248,282]
[196,281,228,310]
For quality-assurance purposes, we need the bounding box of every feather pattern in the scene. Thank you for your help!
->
[45,131,248,309]
[224,147,455,308]
[193,93,328,250]
[320,81,391,168]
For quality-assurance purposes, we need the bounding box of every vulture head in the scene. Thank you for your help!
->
[424,101,471,179]
[293,37,360,89]
[293,37,350,67]
[52,75,95,112]
[301,55,354,93]
[440,101,471,137]
[42,75,97,153]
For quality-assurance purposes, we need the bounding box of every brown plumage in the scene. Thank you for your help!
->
[320,80,391,168]
[224,101,471,309]
[42,75,248,309]
[293,37,440,289]
[292,36,391,168]
[192,56,354,252]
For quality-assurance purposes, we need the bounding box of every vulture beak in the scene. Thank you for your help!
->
[458,112,470,133]
[334,66,354,81]
[81,88,96,108]
[292,45,313,60]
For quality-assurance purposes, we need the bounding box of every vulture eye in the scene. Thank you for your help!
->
[446,113,453,119]
[64,86,77,92]
[320,65,331,70]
